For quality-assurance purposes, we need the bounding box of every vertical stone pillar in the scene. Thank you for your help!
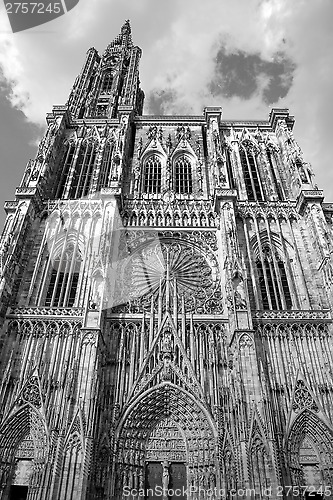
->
[204,107,224,192]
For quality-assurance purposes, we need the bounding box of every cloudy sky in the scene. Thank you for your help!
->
[0,0,332,230]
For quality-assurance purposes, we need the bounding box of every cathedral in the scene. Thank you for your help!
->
[1,20,333,500]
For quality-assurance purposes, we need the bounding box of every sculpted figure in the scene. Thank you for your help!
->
[162,460,169,499]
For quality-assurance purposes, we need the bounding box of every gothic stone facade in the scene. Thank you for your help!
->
[0,21,333,500]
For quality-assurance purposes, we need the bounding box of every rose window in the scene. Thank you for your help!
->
[113,240,222,313]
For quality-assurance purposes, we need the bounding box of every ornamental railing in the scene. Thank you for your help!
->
[252,309,331,321]
[7,306,84,318]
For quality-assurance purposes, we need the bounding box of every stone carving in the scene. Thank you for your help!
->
[15,436,34,459]
[237,200,299,221]
[225,257,247,311]
[286,406,333,482]
[176,125,191,143]
[122,198,218,228]
[147,124,157,141]
[8,306,84,318]
[20,377,42,408]
[238,333,253,350]
[146,419,187,462]
[253,310,330,321]
[162,460,169,497]
[292,380,319,413]
[7,318,81,337]
[116,384,217,498]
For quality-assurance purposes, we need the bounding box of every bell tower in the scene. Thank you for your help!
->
[67,20,144,119]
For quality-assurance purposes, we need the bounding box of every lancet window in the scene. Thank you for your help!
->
[251,436,271,493]
[101,71,113,94]
[44,244,82,307]
[56,142,76,199]
[99,140,114,189]
[174,155,192,194]
[58,435,83,498]
[266,148,283,200]
[240,144,263,201]
[225,148,235,189]
[143,155,162,194]
[256,245,292,310]
[69,141,97,198]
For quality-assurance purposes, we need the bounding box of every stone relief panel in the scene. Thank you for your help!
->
[145,418,186,462]
[114,384,218,499]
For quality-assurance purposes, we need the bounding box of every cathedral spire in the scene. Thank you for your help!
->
[120,19,133,45]
[103,19,133,59]
[67,19,144,119]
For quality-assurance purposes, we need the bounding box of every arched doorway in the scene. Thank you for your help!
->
[0,404,48,500]
[145,418,187,499]
[114,383,218,499]
[8,436,34,500]
[286,409,333,497]
[299,437,322,497]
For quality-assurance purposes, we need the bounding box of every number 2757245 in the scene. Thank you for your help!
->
[5,3,62,14]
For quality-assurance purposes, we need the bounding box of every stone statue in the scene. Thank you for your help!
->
[162,460,169,492]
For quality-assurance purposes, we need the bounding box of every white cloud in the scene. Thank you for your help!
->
[272,0,333,199]
[0,0,105,124]
[0,12,26,104]
[0,0,291,122]
[142,0,294,115]
[63,0,103,41]
[140,0,333,199]
[0,0,332,199]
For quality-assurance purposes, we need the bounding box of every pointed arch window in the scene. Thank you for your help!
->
[143,155,162,194]
[69,141,97,199]
[240,145,263,201]
[174,156,192,194]
[251,435,271,494]
[44,245,82,307]
[58,434,83,498]
[101,72,113,94]
[56,142,76,199]
[99,141,114,189]
[266,148,283,200]
[256,245,292,310]
[295,158,310,184]
[225,148,235,189]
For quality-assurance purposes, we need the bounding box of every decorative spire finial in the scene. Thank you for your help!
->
[121,19,131,34]
[120,19,133,48]
[103,20,133,58]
